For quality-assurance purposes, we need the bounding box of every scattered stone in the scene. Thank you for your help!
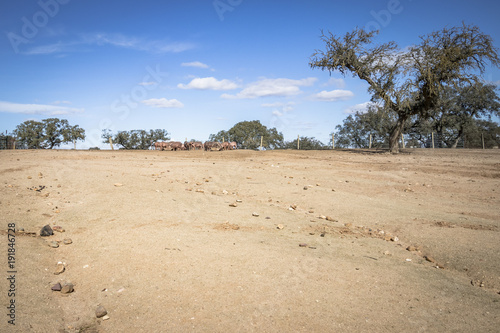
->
[299,243,308,247]
[320,232,326,237]
[114,183,123,187]
[95,305,108,318]
[405,258,412,262]
[383,250,391,256]
[53,226,65,233]
[195,189,204,193]
[303,186,309,190]
[252,212,260,217]
[40,224,54,237]
[38,172,43,178]
[222,190,228,195]
[407,245,418,252]
[27,176,32,179]
[318,215,326,220]
[102,315,110,321]
[54,263,65,275]
[48,241,59,248]
[424,256,436,264]
[290,204,297,210]
[308,210,314,214]
[236,199,242,203]
[229,203,238,207]
[391,236,399,242]
[63,238,73,245]
[61,282,74,294]
[277,224,284,230]
[265,216,271,219]
[51,283,62,291]
[344,223,352,228]
[326,216,337,222]
[309,246,317,249]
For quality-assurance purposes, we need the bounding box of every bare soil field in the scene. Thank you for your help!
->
[1,148,499,332]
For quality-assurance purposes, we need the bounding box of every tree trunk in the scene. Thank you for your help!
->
[450,128,464,149]
[389,118,405,154]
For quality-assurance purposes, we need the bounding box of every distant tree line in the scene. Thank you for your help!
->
[101,129,170,150]
[332,82,500,149]
[209,120,329,150]
[12,118,85,149]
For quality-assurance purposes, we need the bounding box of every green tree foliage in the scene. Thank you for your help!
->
[13,118,85,149]
[464,119,500,148]
[283,136,329,150]
[332,104,399,148]
[310,24,500,153]
[209,120,284,149]
[405,82,500,148]
[102,129,170,149]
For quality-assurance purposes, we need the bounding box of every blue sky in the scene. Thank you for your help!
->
[1,0,499,148]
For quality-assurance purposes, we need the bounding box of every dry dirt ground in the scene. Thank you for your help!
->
[1,149,499,332]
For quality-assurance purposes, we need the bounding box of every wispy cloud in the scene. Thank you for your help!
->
[0,101,83,115]
[312,90,354,102]
[181,61,210,69]
[177,77,239,90]
[222,77,317,99]
[138,82,157,86]
[24,33,195,55]
[324,78,346,88]
[344,102,375,114]
[261,102,295,117]
[141,98,184,108]
[51,100,72,105]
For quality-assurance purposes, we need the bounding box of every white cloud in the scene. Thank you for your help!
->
[0,101,83,115]
[141,98,184,108]
[313,90,354,101]
[51,100,72,105]
[222,77,317,99]
[181,61,210,69]
[344,102,375,114]
[177,77,239,90]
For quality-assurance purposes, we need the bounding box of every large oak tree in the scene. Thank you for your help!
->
[310,24,499,153]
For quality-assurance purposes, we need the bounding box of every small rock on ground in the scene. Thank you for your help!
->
[40,225,53,236]
[48,241,59,248]
[54,263,65,275]
[61,283,74,294]
[96,305,108,318]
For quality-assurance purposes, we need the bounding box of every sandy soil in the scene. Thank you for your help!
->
[1,148,499,332]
